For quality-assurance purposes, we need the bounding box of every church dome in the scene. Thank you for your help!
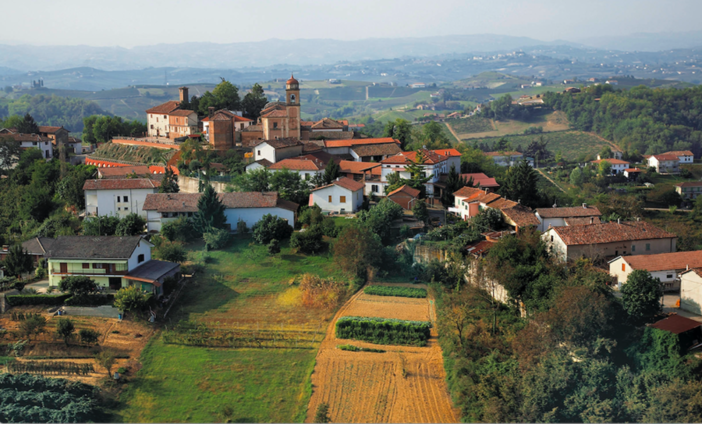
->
[286,74,299,85]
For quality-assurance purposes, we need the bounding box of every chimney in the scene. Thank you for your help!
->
[582,203,587,208]
[208,107,215,118]
[590,217,594,224]
[617,218,621,224]
[179,86,189,103]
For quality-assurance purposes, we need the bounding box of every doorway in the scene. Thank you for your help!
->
[109,277,122,290]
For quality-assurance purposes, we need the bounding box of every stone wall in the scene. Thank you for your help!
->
[177,175,228,193]
[413,243,450,264]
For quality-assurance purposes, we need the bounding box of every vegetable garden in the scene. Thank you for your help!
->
[363,285,427,298]
[335,316,431,346]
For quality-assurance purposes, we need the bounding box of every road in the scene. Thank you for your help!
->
[536,168,566,193]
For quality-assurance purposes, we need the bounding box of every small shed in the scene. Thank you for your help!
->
[649,314,702,351]
[387,185,421,210]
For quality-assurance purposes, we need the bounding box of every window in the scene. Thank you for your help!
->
[646,243,651,251]
[667,274,674,279]
[161,212,169,218]
[340,196,346,203]
[92,263,102,269]
[622,263,626,272]
[632,245,636,252]
[372,185,379,193]
[82,263,89,269]
[123,196,129,202]
[138,254,145,263]
[117,196,121,202]
[290,94,296,104]
[150,124,154,129]
[305,174,310,180]
[550,236,553,242]
[273,122,278,129]
[257,150,261,156]
[328,195,332,202]
[615,250,618,256]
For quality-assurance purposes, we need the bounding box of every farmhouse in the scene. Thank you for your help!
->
[675,181,702,200]
[378,149,450,197]
[535,204,602,232]
[680,268,702,315]
[0,130,53,159]
[647,153,681,174]
[46,236,180,296]
[309,177,365,213]
[387,185,421,210]
[268,157,326,181]
[253,138,304,164]
[591,158,630,175]
[323,137,400,157]
[608,250,702,291]
[145,87,196,138]
[542,221,677,262]
[338,160,380,182]
[83,179,161,219]
[143,191,297,232]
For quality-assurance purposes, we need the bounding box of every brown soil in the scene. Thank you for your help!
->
[306,284,459,423]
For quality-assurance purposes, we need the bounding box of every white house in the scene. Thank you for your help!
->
[379,149,450,197]
[669,150,695,164]
[680,268,702,315]
[268,157,325,182]
[647,153,680,174]
[411,83,426,89]
[323,137,400,157]
[485,151,533,167]
[535,204,602,232]
[253,139,303,164]
[245,159,273,173]
[142,191,297,232]
[0,130,53,160]
[83,179,161,218]
[145,101,180,138]
[608,250,702,291]
[591,158,630,175]
[309,177,365,213]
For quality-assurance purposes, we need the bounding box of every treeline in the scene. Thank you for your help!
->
[0,94,106,133]
[433,230,702,422]
[543,84,702,156]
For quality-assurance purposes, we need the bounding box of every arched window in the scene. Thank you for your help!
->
[290,94,296,104]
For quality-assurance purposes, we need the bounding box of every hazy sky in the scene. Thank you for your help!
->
[5,0,702,47]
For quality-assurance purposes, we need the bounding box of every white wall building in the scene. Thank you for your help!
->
[253,139,303,164]
[309,177,365,213]
[609,251,702,291]
[535,205,602,232]
[268,157,325,182]
[681,268,702,315]
[83,179,161,218]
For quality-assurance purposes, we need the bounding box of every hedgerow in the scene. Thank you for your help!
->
[335,316,431,346]
[337,344,385,353]
[6,294,71,306]
[363,285,427,298]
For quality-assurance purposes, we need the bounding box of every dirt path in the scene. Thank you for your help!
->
[306,284,459,423]
[536,168,566,193]
[586,131,621,153]
[444,122,461,144]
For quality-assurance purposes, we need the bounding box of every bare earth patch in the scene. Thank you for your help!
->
[306,284,459,423]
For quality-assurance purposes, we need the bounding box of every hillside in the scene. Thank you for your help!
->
[448,111,570,139]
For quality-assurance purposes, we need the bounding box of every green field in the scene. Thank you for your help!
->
[447,116,493,134]
[453,111,570,139]
[117,236,349,422]
[465,130,613,161]
[118,339,316,423]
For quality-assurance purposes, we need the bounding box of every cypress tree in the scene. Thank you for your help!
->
[193,184,227,233]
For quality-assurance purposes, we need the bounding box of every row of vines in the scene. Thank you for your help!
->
[335,316,431,346]
[7,361,95,376]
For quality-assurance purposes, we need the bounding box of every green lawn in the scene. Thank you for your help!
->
[117,236,348,422]
[117,339,316,423]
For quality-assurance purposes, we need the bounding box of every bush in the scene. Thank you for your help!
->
[236,219,248,235]
[79,328,100,345]
[58,276,97,297]
[7,294,70,306]
[363,286,427,298]
[161,216,197,242]
[300,273,347,309]
[154,242,186,263]
[203,227,230,250]
[267,238,281,255]
[290,225,325,254]
[299,205,323,227]
[113,285,148,313]
[115,213,146,236]
[64,294,114,306]
[337,344,386,353]
[252,214,293,244]
[335,316,431,346]
[320,218,339,237]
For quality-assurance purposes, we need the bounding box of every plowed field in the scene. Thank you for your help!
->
[306,284,459,423]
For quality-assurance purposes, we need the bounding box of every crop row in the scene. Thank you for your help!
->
[162,329,321,349]
[335,316,431,346]
[7,361,95,376]
[363,285,427,298]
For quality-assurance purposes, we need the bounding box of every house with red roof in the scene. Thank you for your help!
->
[647,153,682,174]
[458,173,499,191]
[309,177,365,213]
[591,158,630,175]
[268,157,326,181]
[83,179,161,219]
[675,181,702,200]
[377,149,450,198]
[609,250,702,291]
[681,268,702,315]
[145,87,199,139]
[387,185,421,210]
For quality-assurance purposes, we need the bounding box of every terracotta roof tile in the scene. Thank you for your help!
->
[536,206,602,218]
[145,101,181,114]
[453,186,485,199]
[143,192,297,212]
[387,184,421,198]
[310,177,365,193]
[618,251,702,272]
[551,221,676,246]
[564,217,601,226]
[351,143,402,157]
[380,149,447,165]
[460,173,499,188]
[325,137,399,148]
[254,138,303,149]
[650,314,701,335]
[310,118,345,129]
[651,154,680,161]
[665,150,694,157]
[269,158,324,171]
[169,109,196,117]
[261,109,288,118]
[339,160,380,174]
[431,148,461,157]
[2,133,51,142]
[676,182,702,188]
[83,179,160,190]
[38,126,65,133]
[501,205,540,227]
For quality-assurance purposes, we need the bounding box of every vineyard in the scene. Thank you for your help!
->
[363,285,427,298]
[336,316,431,346]
[7,361,94,376]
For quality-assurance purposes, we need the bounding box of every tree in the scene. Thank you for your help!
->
[114,285,148,313]
[569,167,584,186]
[333,225,384,280]
[270,168,310,205]
[19,314,46,340]
[16,113,39,134]
[59,276,97,297]
[440,164,471,207]
[159,166,180,193]
[212,79,241,111]
[115,213,146,236]
[500,160,540,208]
[161,216,196,242]
[0,136,21,173]
[252,214,293,245]
[621,270,663,324]
[267,238,281,255]
[356,198,404,245]
[420,121,451,149]
[154,242,186,263]
[412,199,429,223]
[193,184,227,233]
[55,318,75,347]
[79,328,100,345]
[323,159,341,185]
[2,244,34,279]
[56,165,96,209]
[234,167,270,192]
[20,185,54,221]
[95,350,116,378]
[599,146,613,159]
[598,160,612,176]
[82,215,121,236]
[383,119,412,150]
[242,83,268,120]
[203,227,230,250]
[290,225,325,254]
[314,402,331,423]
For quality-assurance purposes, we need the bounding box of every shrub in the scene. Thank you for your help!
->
[363,285,427,298]
[79,328,100,345]
[154,242,186,263]
[55,318,75,346]
[267,238,281,255]
[337,344,385,353]
[58,276,97,297]
[320,218,339,237]
[203,227,231,250]
[299,273,347,309]
[117,367,127,374]
[314,402,330,423]
[161,216,197,242]
[114,285,148,313]
[290,225,325,254]
[7,294,71,306]
[252,214,293,244]
[335,316,431,346]
[115,213,146,236]
[64,294,114,306]
[236,219,248,235]
[300,205,323,227]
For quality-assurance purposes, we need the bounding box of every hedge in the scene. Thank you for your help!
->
[335,316,431,346]
[64,294,114,306]
[364,286,427,298]
[6,294,71,306]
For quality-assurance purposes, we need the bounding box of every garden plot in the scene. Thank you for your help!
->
[306,284,459,423]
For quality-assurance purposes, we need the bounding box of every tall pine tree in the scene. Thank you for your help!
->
[500,160,540,208]
[159,166,180,193]
[440,164,473,207]
[323,159,341,185]
[193,184,227,233]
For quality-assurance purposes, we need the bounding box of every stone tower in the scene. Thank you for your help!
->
[285,75,301,139]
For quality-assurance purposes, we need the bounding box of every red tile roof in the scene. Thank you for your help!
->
[310,177,365,193]
[625,168,643,173]
[261,109,288,118]
[676,182,702,188]
[169,109,196,117]
[324,137,399,148]
[591,158,630,165]
[650,314,701,335]
[466,240,497,256]
[665,150,694,157]
[651,154,680,161]
[38,125,65,134]
[145,101,181,114]
[351,143,402,157]
[310,118,345,129]
[1,133,51,142]
[536,206,602,219]
[339,160,380,174]
[485,151,522,157]
[501,205,540,227]
[431,148,461,157]
[380,149,447,165]
[550,221,676,246]
[619,250,702,272]
[564,217,601,226]
[83,179,160,190]
[387,184,420,198]
[269,158,324,171]
[460,173,499,188]
[143,192,297,212]
[453,186,485,199]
